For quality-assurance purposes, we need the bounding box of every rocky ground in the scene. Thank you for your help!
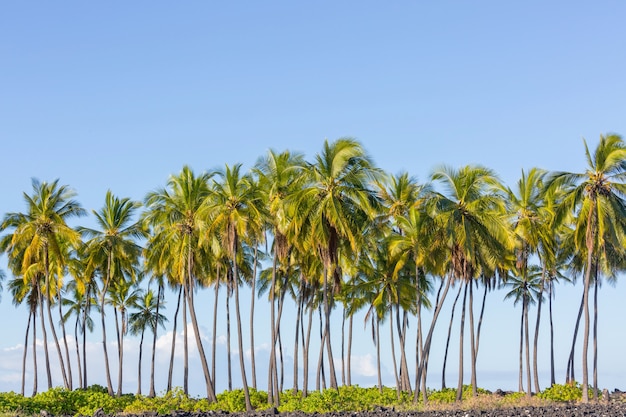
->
[107,402,626,417]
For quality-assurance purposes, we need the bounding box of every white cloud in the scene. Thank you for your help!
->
[350,354,378,377]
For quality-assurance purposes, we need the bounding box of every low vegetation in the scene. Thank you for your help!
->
[0,383,605,416]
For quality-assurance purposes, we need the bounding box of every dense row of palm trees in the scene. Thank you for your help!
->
[1,135,625,406]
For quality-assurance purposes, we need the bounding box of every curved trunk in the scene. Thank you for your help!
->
[303,306,313,397]
[566,292,584,383]
[581,202,596,403]
[442,282,463,389]
[59,298,73,389]
[474,284,488,362]
[44,249,69,389]
[114,308,123,396]
[40,285,52,389]
[593,275,599,401]
[292,283,303,394]
[74,315,83,389]
[316,306,326,391]
[415,275,452,404]
[101,255,114,395]
[389,310,401,398]
[21,311,32,396]
[322,265,338,389]
[137,328,145,395]
[148,283,162,398]
[233,247,252,411]
[167,286,182,392]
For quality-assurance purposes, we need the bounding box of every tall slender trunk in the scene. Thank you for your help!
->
[389,310,400,398]
[593,276,599,401]
[233,246,252,411]
[533,276,545,394]
[82,294,89,388]
[44,248,69,389]
[32,307,38,396]
[101,255,114,395]
[292,283,303,394]
[456,282,468,402]
[549,280,555,386]
[469,281,478,397]
[347,313,353,387]
[322,266,338,389]
[40,284,52,390]
[249,243,258,390]
[442,283,463,390]
[74,314,83,389]
[376,317,382,393]
[167,286,182,392]
[149,283,162,397]
[581,203,596,403]
[341,308,346,386]
[183,287,189,395]
[185,265,217,402]
[303,306,313,397]
[524,297,532,397]
[276,288,286,395]
[518,301,524,392]
[114,308,123,396]
[316,306,326,391]
[268,257,277,404]
[21,311,32,396]
[226,287,232,391]
[415,275,452,404]
[212,280,219,389]
[59,297,73,389]
[474,284,488,362]
[566,292,584,383]
[137,328,145,395]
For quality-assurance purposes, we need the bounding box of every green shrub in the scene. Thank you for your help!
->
[537,382,583,402]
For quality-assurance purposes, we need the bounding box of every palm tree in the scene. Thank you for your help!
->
[204,163,264,411]
[254,149,304,404]
[547,134,626,402]
[81,190,144,395]
[502,168,552,393]
[0,179,85,389]
[291,138,381,390]
[430,165,513,400]
[107,278,142,395]
[504,265,541,396]
[129,288,167,395]
[143,166,217,401]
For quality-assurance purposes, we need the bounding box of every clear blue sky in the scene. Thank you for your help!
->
[1,1,625,396]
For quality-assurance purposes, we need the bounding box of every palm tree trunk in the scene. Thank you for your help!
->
[233,249,252,411]
[341,308,346,386]
[376,317,382,393]
[249,243,259,390]
[389,310,401,398]
[442,282,463,390]
[39,287,52,390]
[82,295,89,388]
[149,283,163,398]
[303,305,313,397]
[21,310,32,396]
[593,275,599,401]
[167,286,182,393]
[549,280,555,386]
[59,297,73,390]
[137,328,145,395]
[322,265,338,389]
[456,282,468,402]
[524,297,532,397]
[581,204,596,403]
[469,281,478,397]
[114,308,123,396]
[185,271,217,402]
[268,257,277,404]
[74,315,83,389]
[277,288,287,395]
[316,305,326,391]
[566,292,584,383]
[100,260,114,395]
[292,283,303,394]
[533,277,545,394]
[32,307,38,396]
[182,287,189,395]
[211,279,219,384]
[518,302,523,392]
[44,249,69,389]
[347,313,353,387]
[226,287,232,391]
[474,283,488,363]
[415,274,452,404]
